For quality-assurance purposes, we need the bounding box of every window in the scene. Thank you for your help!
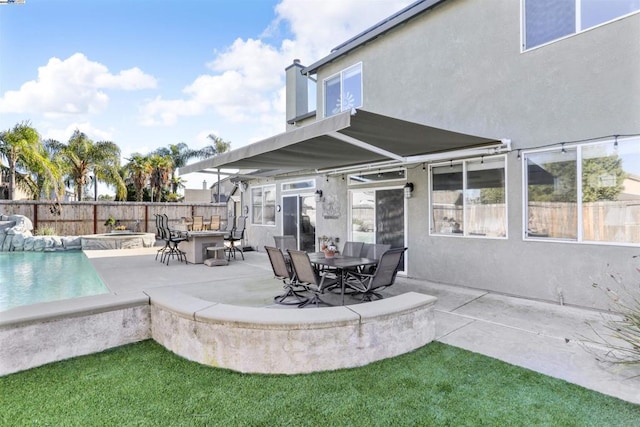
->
[523,0,640,49]
[324,63,362,117]
[251,185,276,226]
[281,180,315,191]
[431,156,507,238]
[524,136,640,245]
[348,168,405,185]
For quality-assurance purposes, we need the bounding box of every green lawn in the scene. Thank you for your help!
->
[1,340,638,426]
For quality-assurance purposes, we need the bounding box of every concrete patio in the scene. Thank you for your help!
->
[82,247,640,405]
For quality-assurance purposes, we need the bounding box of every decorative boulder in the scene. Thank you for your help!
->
[32,238,46,252]
[62,236,82,250]
[10,233,25,251]
[8,215,33,233]
[23,237,35,251]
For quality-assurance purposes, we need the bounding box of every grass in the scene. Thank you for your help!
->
[1,341,638,426]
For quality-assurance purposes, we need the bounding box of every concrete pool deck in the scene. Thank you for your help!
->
[3,247,639,404]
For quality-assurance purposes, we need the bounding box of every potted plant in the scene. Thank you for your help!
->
[320,236,337,258]
[104,216,116,232]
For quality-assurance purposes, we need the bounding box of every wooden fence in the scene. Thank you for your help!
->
[433,201,640,242]
[0,200,228,236]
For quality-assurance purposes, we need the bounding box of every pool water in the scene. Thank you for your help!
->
[0,251,109,311]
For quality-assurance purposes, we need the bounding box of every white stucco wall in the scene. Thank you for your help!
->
[252,0,640,310]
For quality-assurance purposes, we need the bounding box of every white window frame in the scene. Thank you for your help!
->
[521,0,640,51]
[323,62,363,118]
[522,136,640,246]
[429,155,508,239]
[281,179,316,192]
[348,168,407,186]
[250,184,276,227]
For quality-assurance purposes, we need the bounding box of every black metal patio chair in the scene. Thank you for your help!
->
[225,215,246,260]
[344,247,407,301]
[287,249,338,308]
[160,214,187,265]
[265,246,308,305]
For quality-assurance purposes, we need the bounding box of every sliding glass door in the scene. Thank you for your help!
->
[282,194,317,252]
[350,187,406,249]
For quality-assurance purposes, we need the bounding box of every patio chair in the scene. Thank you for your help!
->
[344,247,407,301]
[287,249,338,308]
[225,216,246,260]
[154,214,170,262]
[192,215,204,231]
[265,246,308,305]
[341,241,364,258]
[160,214,187,265]
[274,235,297,252]
[222,216,235,239]
[360,243,391,260]
[208,215,221,231]
[359,243,391,273]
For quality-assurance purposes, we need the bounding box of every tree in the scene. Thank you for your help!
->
[582,155,626,202]
[0,122,58,200]
[528,153,625,203]
[124,154,152,202]
[202,134,231,157]
[55,130,127,201]
[148,154,172,202]
[153,143,201,194]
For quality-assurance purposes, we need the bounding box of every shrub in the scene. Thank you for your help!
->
[34,226,56,236]
[587,270,640,365]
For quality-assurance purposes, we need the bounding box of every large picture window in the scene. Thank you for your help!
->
[524,136,640,245]
[251,185,276,226]
[523,0,640,49]
[323,63,362,117]
[431,156,507,238]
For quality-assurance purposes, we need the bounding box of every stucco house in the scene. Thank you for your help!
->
[180,0,640,310]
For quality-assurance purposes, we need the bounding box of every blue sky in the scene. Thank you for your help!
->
[0,0,412,194]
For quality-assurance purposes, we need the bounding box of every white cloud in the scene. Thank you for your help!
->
[273,0,413,63]
[44,122,113,143]
[139,0,412,131]
[0,53,157,115]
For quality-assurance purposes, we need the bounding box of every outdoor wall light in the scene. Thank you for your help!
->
[404,182,414,199]
[315,189,323,202]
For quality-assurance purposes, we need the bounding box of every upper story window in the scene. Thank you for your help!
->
[430,156,507,238]
[251,185,276,226]
[523,0,640,50]
[324,63,362,117]
[524,136,640,245]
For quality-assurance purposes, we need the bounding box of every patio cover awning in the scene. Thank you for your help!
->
[179,109,504,176]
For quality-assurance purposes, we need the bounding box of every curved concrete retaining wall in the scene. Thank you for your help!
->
[1,289,437,376]
[147,288,437,374]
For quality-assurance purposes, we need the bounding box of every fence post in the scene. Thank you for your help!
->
[93,204,98,234]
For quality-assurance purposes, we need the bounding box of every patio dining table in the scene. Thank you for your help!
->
[308,253,378,305]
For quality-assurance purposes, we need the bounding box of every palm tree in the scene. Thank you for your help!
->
[124,153,152,202]
[0,122,59,200]
[201,134,232,201]
[148,154,172,202]
[153,143,201,194]
[55,130,127,201]
[202,134,231,157]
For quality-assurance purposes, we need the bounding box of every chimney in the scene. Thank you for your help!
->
[202,180,207,190]
[285,59,309,124]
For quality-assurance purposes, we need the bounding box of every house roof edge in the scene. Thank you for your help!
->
[301,0,449,75]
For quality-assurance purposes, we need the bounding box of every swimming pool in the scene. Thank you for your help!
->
[0,251,109,311]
